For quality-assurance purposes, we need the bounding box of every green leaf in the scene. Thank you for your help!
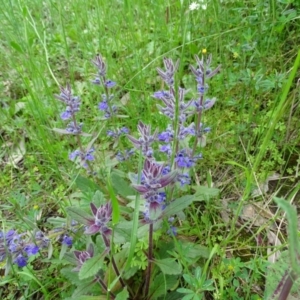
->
[273,197,300,275]
[177,288,194,294]
[154,258,182,275]
[114,221,133,243]
[115,287,129,300]
[66,206,92,226]
[181,242,210,259]
[75,175,101,193]
[92,190,106,206]
[10,41,24,53]
[73,296,107,300]
[79,253,105,280]
[192,186,220,201]
[163,195,195,218]
[111,171,135,197]
[71,280,97,299]
[59,243,69,260]
[150,274,179,299]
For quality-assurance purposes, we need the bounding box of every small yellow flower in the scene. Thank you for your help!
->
[33,205,39,210]
[202,48,207,54]
[233,52,239,59]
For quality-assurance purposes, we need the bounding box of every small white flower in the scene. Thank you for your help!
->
[199,0,208,10]
[189,1,207,11]
[189,2,200,10]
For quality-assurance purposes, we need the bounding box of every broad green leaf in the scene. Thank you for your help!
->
[114,221,134,243]
[111,171,135,197]
[154,258,182,275]
[79,253,105,280]
[150,274,179,299]
[75,175,101,193]
[115,287,129,300]
[66,206,91,226]
[192,185,220,201]
[163,195,195,218]
[71,280,97,298]
[181,242,210,259]
[92,190,106,206]
[60,267,82,285]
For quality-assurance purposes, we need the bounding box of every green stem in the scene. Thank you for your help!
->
[144,223,154,298]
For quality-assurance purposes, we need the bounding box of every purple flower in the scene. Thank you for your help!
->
[178,124,196,139]
[73,244,94,272]
[24,244,39,256]
[55,85,81,119]
[175,149,202,168]
[35,231,50,248]
[69,150,81,161]
[85,148,95,162]
[160,144,172,157]
[92,54,107,77]
[116,149,135,161]
[162,165,171,175]
[177,173,191,186]
[60,110,72,120]
[84,202,112,235]
[120,127,129,134]
[127,121,158,159]
[158,127,174,142]
[69,148,95,168]
[66,122,83,134]
[14,254,28,267]
[104,80,116,88]
[132,159,177,221]
[62,235,73,247]
[99,101,108,111]
[107,127,130,139]
[203,98,216,110]
[152,90,172,100]
[156,58,180,87]
[167,226,177,236]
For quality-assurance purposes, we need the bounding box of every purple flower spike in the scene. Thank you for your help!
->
[92,54,107,77]
[84,202,112,235]
[55,85,81,119]
[156,58,180,87]
[73,244,94,272]
[127,121,158,158]
[66,122,83,134]
[132,159,177,197]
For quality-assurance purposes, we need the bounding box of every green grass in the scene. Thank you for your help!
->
[1,0,300,299]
